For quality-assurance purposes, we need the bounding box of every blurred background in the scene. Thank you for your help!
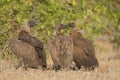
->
[0,0,120,60]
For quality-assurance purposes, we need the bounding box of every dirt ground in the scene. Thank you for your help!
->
[0,39,120,80]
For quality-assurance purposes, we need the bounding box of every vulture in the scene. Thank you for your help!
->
[10,21,47,69]
[47,24,74,70]
[67,22,99,70]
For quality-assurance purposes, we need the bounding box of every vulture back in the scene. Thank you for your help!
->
[10,39,44,68]
[18,31,47,67]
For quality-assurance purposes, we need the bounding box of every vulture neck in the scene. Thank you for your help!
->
[54,30,62,36]
[54,27,63,36]
[21,22,31,34]
[70,27,82,38]
[71,27,77,32]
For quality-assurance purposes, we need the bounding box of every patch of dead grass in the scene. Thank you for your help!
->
[0,40,120,80]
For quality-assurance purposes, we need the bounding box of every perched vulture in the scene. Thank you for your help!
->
[47,24,73,70]
[10,21,47,69]
[67,22,99,70]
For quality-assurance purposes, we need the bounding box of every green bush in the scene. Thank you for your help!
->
[0,0,120,59]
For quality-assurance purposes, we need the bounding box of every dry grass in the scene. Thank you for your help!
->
[0,40,120,80]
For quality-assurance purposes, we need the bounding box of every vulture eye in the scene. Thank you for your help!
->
[40,47,43,50]
[39,55,42,58]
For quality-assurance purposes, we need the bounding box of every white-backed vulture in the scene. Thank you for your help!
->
[10,21,47,69]
[47,24,73,70]
[67,22,99,70]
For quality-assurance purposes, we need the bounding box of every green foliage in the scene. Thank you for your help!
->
[0,0,120,59]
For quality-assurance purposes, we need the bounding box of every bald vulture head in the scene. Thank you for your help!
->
[54,24,67,36]
[21,20,37,33]
[67,22,76,28]
[67,22,82,36]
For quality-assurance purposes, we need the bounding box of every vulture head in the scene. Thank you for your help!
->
[67,22,76,28]
[67,22,82,37]
[21,20,37,34]
[27,20,37,27]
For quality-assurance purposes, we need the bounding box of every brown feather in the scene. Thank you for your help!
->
[10,39,44,69]
[47,24,73,70]
[18,31,47,67]
[9,21,46,69]
[68,22,99,70]
[48,35,73,70]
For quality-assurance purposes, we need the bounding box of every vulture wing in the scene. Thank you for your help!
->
[9,39,43,68]
[18,31,47,67]
[72,31,95,57]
